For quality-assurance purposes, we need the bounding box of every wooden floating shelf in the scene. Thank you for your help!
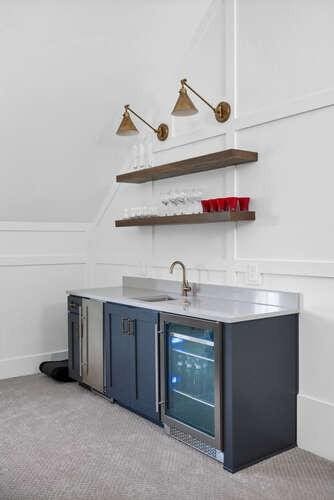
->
[115,211,256,227]
[116,148,258,184]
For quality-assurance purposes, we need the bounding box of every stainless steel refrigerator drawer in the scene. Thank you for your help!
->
[81,299,104,393]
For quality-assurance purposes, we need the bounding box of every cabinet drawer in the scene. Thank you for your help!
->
[110,302,157,322]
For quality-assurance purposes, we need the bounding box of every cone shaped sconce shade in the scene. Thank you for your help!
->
[172,87,198,116]
[116,109,139,136]
[172,78,231,123]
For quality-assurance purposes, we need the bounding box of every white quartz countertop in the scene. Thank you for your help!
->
[68,279,299,323]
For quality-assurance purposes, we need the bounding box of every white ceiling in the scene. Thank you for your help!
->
[0,0,212,222]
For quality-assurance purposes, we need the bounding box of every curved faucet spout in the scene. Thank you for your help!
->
[169,260,192,297]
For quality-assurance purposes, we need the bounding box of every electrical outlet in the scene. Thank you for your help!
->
[247,264,261,285]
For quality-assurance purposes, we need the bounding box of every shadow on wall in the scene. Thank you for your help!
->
[41,301,68,355]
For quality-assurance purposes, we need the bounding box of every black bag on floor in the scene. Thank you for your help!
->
[39,360,74,382]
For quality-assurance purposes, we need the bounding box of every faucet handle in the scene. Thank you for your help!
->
[184,280,192,295]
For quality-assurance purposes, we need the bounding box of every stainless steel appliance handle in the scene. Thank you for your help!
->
[128,319,135,336]
[170,332,214,347]
[155,324,160,413]
[79,305,83,377]
[86,306,89,375]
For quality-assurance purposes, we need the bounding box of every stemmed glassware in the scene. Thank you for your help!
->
[159,188,204,215]
[161,190,169,216]
[191,188,203,213]
[123,187,205,220]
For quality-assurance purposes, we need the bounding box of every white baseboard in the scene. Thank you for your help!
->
[298,394,334,462]
[0,350,68,380]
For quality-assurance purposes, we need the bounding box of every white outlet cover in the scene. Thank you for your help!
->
[247,264,262,285]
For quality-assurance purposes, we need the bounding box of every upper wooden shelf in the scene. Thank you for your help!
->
[116,148,258,184]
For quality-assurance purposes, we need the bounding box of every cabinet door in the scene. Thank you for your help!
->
[106,303,133,407]
[68,311,81,381]
[127,307,159,423]
[104,303,160,423]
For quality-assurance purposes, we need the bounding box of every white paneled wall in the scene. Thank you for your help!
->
[89,0,334,461]
[0,223,89,379]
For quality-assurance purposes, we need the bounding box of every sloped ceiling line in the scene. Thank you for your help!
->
[93,0,224,228]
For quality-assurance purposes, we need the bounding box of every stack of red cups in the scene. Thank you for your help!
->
[201,197,250,213]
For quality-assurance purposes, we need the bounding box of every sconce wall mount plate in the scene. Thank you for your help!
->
[214,101,231,123]
[156,123,169,141]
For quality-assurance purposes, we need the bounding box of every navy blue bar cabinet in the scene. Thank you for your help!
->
[68,296,298,473]
[223,314,298,472]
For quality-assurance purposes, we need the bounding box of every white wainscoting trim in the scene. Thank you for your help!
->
[236,88,334,131]
[96,260,144,267]
[96,257,334,279]
[0,222,92,232]
[153,88,334,154]
[236,258,334,278]
[298,394,334,461]
[0,255,88,267]
[154,126,228,153]
[0,350,68,380]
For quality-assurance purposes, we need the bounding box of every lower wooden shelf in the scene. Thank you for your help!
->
[115,211,255,227]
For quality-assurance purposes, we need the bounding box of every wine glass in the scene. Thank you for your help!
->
[193,188,203,213]
[169,190,181,215]
[161,192,170,216]
[178,189,187,214]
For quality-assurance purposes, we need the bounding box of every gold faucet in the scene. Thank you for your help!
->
[169,260,192,297]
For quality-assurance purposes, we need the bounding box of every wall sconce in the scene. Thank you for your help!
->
[172,78,231,123]
[116,105,169,141]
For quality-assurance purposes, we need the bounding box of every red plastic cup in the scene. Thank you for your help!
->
[208,198,219,212]
[216,197,227,211]
[238,197,250,211]
[201,199,210,212]
[225,197,239,211]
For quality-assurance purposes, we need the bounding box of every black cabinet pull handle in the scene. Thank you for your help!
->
[128,319,136,336]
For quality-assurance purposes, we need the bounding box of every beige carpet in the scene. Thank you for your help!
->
[0,375,333,500]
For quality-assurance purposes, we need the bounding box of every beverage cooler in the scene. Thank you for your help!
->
[160,313,223,461]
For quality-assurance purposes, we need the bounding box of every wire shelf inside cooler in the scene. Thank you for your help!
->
[171,389,215,408]
[172,347,214,363]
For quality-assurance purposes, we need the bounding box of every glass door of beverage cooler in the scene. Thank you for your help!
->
[160,313,222,450]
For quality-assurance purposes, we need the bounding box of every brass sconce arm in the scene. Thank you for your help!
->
[181,79,215,112]
[125,105,158,133]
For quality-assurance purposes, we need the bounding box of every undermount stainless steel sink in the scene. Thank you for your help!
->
[135,295,176,302]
